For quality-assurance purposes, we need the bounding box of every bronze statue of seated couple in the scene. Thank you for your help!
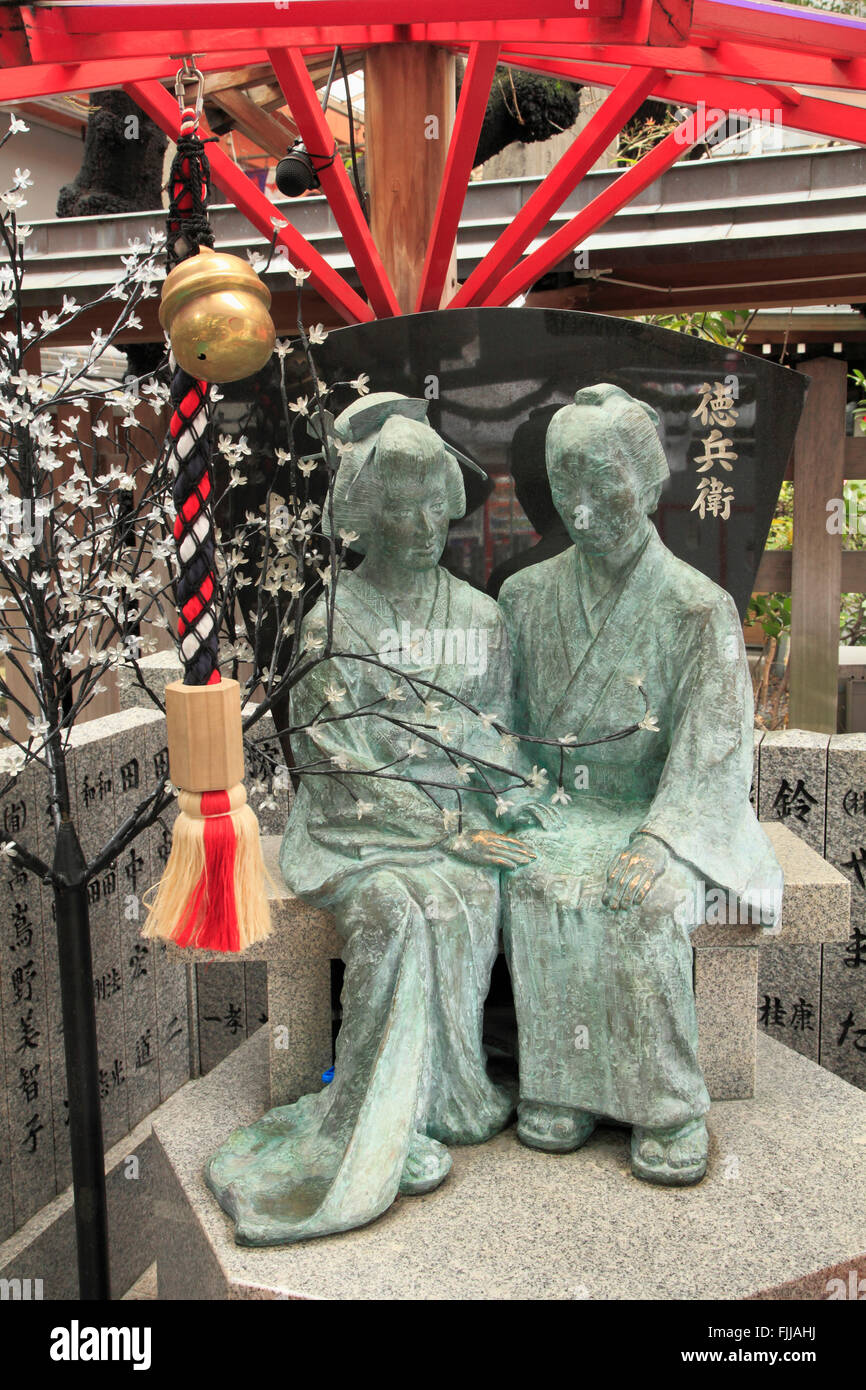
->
[206,386,781,1246]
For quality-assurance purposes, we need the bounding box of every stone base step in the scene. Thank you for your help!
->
[152,1029,866,1301]
[0,1109,157,1301]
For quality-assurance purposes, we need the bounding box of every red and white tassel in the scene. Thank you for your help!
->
[143,784,272,952]
[141,678,273,952]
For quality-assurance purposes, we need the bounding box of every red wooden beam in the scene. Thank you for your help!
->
[451,65,657,310]
[469,103,725,308]
[18,14,659,66]
[0,4,31,66]
[0,50,273,103]
[644,0,693,45]
[691,0,866,60]
[39,2,625,34]
[415,41,499,313]
[655,69,866,146]
[126,79,374,327]
[267,47,400,319]
[5,38,865,105]
[497,40,866,91]
[499,52,866,147]
[20,18,392,65]
[15,0,866,66]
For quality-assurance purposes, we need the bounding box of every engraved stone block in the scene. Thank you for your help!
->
[757,728,828,855]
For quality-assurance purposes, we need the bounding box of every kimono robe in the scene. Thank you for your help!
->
[498,527,781,1130]
[205,566,514,1245]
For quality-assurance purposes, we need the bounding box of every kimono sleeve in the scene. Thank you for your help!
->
[634,591,781,905]
[289,631,449,846]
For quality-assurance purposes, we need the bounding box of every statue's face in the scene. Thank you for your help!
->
[372,472,450,571]
[548,443,647,555]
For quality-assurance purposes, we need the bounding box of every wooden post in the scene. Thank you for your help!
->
[364,45,456,312]
[789,357,847,733]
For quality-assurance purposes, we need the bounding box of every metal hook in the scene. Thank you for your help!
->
[172,55,205,119]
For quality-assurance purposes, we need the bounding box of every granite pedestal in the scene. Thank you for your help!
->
[171,824,850,1106]
[151,1027,866,1300]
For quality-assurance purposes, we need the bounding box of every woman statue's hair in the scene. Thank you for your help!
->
[546,382,670,501]
[325,399,466,554]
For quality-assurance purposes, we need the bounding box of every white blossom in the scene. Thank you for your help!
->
[0,747,25,777]
[495,797,514,818]
[9,369,34,396]
[350,373,370,396]
[551,785,571,806]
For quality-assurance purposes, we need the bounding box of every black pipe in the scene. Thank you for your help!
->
[52,817,111,1300]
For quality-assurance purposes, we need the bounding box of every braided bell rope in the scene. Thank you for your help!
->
[166,103,220,688]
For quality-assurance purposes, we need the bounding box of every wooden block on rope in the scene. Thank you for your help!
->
[165,677,245,793]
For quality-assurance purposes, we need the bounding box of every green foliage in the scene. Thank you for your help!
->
[849,367,866,407]
[839,481,866,644]
[632,309,746,347]
[747,592,791,641]
[767,480,793,551]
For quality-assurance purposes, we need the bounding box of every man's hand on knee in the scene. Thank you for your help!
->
[602,833,670,910]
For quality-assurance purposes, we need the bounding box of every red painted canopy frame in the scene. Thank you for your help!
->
[2,0,865,323]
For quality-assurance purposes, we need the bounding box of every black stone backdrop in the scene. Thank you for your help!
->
[312,307,807,619]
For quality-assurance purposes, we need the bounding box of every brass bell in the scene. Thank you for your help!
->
[159,245,276,383]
